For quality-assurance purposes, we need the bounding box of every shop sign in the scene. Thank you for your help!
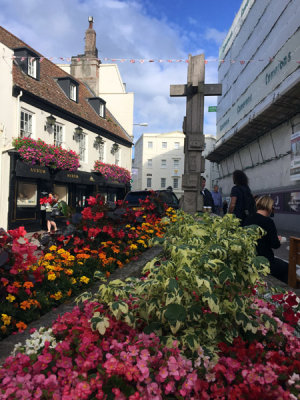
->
[16,160,50,179]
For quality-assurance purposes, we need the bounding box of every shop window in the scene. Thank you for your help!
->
[17,182,37,207]
[20,109,33,138]
[53,184,68,203]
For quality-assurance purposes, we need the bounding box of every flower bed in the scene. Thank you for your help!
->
[1,211,299,399]
[0,196,171,338]
[13,137,80,171]
[94,161,131,184]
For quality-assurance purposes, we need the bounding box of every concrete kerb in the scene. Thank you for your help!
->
[0,245,163,365]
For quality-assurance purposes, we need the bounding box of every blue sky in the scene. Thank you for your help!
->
[0,0,243,140]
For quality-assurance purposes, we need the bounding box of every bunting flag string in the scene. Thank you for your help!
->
[5,55,300,64]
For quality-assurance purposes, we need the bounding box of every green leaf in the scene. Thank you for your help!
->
[164,303,187,323]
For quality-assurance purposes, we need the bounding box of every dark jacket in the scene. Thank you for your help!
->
[201,188,215,213]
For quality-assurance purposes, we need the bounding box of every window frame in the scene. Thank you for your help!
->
[161,178,166,188]
[70,83,77,102]
[115,148,120,166]
[174,142,180,149]
[79,133,87,162]
[173,177,179,189]
[162,141,167,149]
[147,159,152,168]
[53,123,63,147]
[98,141,105,162]
[27,58,37,78]
[173,159,180,168]
[146,177,152,188]
[161,159,167,168]
[20,109,33,138]
[147,141,153,149]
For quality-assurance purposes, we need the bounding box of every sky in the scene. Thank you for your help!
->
[0,0,243,142]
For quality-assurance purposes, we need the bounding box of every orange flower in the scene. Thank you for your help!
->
[20,301,31,310]
[99,252,107,260]
[12,282,22,288]
[23,281,34,289]
[16,321,27,331]
[67,289,72,296]
[106,271,110,278]
[112,246,120,254]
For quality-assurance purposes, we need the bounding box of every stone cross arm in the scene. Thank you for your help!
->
[170,83,222,97]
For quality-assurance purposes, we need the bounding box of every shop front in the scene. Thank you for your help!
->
[8,152,130,230]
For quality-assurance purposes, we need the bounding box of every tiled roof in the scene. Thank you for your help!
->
[0,25,132,145]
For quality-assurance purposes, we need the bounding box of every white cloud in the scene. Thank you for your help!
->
[205,28,227,46]
[0,0,221,140]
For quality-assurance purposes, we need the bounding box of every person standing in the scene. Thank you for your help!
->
[45,193,58,233]
[211,185,222,215]
[244,195,288,283]
[200,177,215,213]
[228,170,255,225]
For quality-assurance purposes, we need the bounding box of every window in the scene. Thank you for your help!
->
[173,177,179,189]
[99,102,105,118]
[162,142,167,149]
[70,83,77,101]
[173,159,180,168]
[28,58,37,78]
[54,123,63,147]
[20,109,33,138]
[115,149,120,166]
[161,178,166,188]
[148,141,153,149]
[147,159,152,167]
[174,142,180,149]
[99,142,105,162]
[147,177,152,188]
[161,159,167,168]
[79,133,86,162]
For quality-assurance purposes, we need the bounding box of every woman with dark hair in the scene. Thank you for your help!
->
[228,170,255,225]
[244,195,288,283]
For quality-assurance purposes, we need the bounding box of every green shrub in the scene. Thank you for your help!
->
[84,212,270,356]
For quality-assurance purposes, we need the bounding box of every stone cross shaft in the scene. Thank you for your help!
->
[170,54,222,213]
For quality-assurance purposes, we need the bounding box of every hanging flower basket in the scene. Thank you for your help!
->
[94,160,131,184]
[13,137,80,171]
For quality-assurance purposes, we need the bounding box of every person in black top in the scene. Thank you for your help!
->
[200,177,215,213]
[244,195,288,283]
[228,170,255,225]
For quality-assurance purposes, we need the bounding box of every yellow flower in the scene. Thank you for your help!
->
[130,227,136,230]
[137,240,145,244]
[49,245,57,252]
[1,314,11,326]
[57,248,65,254]
[129,244,138,250]
[6,294,16,303]
[71,278,77,284]
[125,224,131,228]
[80,276,90,284]
[50,291,63,301]
[48,272,56,281]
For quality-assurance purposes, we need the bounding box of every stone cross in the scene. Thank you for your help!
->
[170,54,222,213]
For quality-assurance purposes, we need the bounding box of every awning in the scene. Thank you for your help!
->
[207,79,300,163]
[15,160,50,179]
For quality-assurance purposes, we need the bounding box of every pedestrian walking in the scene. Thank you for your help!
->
[211,185,222,215]
[228,170,256,225]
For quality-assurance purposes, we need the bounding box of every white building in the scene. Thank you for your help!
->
[203,135,220,191]
[133,131,219,197]
[132,131,185,198]
[0,24,132,230]
[207,0,300,231]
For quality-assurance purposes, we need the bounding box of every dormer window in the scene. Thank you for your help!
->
[87,97,106,118]
[14,47,40,80]
[70,83,77,101]
[57,77,79,102]
[28,57,37,78]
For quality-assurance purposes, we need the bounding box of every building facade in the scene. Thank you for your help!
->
[0,24,132,230]
[132,131,219,197]
[207,0,300,231]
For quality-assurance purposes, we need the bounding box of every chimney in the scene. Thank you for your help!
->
[84,16,98,58]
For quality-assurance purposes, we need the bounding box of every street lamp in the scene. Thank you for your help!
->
[133,122,148,126]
